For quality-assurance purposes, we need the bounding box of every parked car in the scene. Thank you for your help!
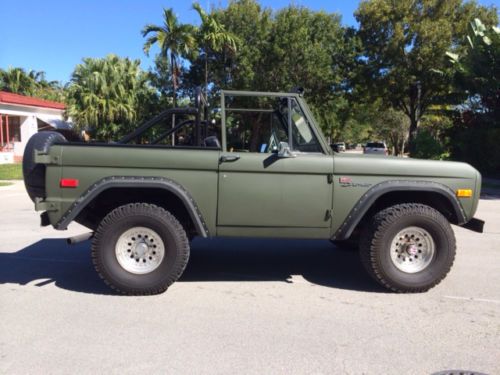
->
[332,142,346,152]
[364,141,388,155]
[23,87,484,295]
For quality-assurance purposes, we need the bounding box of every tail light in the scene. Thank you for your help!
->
[60,178,79,188]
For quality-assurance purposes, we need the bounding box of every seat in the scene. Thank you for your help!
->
[204,136,221,149]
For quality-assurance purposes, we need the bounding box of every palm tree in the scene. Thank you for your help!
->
[142,8,196,107]
[192,2,238,94]
[0,67,38,95]
[66,54,144,140]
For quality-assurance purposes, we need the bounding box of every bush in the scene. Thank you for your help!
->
[412,129,448,160]
[450,127,500,175]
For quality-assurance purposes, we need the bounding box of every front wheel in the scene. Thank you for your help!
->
[360,203,456,293]
[91,203,190,295]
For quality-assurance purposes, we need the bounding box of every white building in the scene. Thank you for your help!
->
[0,91,71,163]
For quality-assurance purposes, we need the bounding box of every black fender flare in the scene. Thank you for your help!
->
[332,180,467,240]
[55,176,209,237]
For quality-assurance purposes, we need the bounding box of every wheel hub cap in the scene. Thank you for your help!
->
[134,242,149,258]
[115,227,165,274]
[390,226,435,273]
[405,244,418,256]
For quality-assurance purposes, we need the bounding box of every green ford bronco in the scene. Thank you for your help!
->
[22,88,484,295]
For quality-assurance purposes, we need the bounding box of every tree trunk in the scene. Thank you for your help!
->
[171,53,177,108]
[408,113,418,156]
[205,52,208,95]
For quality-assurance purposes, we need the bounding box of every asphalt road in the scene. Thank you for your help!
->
[1,181,499,375]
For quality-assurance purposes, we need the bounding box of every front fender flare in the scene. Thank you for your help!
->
[332,180,467,240]
[55,176,209,237]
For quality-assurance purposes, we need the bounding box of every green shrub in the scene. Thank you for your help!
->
[412,129,447,160]
[451,128,500,175]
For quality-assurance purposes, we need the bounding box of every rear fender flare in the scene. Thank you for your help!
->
[55,176,209,237]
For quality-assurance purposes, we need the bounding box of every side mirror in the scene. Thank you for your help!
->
[277,142,294,158]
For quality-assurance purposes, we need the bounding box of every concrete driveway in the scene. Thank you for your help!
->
[1,181,499,374]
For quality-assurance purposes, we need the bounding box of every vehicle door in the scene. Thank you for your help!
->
[217,93,333,228]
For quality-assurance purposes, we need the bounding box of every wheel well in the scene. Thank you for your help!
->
[74,187,198,236]
[351,191,460,238]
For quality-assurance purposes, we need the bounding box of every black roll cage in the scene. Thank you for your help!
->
[119,87,210,146]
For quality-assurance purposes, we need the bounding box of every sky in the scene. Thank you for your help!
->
[1,0,499,84]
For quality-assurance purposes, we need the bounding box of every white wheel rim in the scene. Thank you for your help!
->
[389,226,435,273]
[115,227,165,274]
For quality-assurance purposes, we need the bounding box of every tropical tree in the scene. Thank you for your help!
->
[66,54,154,140]
[192,2,238,94]
[0,67,64,101]
[188,1,349,138]
[0,67,39,96]
[354,0,498,154]
[142,8,196,107]
[447,18,500,121]
[446,18,500,173]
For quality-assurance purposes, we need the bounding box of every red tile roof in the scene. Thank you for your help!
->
[0,91,65,110]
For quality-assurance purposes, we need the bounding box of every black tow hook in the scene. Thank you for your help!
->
[67,232,94,245]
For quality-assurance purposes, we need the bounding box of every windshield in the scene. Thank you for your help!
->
[278,98,322,153]
[223,94,323,154]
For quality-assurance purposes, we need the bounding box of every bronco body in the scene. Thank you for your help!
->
[23,88,484,295]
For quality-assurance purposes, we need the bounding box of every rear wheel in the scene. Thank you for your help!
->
[360,203,456,293]
[91,203,190,295]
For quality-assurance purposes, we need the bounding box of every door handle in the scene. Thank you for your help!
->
[219,154,240,163]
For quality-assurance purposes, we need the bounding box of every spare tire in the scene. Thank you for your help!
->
[23,131,67,202]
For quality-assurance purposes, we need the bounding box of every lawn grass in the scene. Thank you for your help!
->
[0,163,23,180]
[0,181,13,187]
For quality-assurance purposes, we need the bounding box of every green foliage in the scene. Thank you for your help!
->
[185,0,350,139]
[0,67,64,102]
[142,8,197,106]
[192,2,239,93]
[5,0,499,170]
[445,18,500,174]
[412,129,448,160]
[450,127,500,174]
[372,109,410,155]
[66,54,155,140]
[354,0,498,154]
[448,18,500,122]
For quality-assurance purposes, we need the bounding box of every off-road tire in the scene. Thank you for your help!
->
[22,131,67,202]
[360,203,456,293]
[91,203,190,295]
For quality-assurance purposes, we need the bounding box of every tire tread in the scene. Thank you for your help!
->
[91,203,190,295]
[359,203,456,293]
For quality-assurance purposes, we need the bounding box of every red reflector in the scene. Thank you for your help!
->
[60,178,79,188]
[339,177,352,184]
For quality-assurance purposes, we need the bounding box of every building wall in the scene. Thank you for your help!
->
[11,115,37,157]
[0,104,66,162]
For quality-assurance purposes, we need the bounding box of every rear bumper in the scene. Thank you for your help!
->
[460,218,485,233]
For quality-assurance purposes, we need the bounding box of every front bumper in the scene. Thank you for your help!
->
[460,218,485,233]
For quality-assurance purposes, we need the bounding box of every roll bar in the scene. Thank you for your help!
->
[119,87,209,146]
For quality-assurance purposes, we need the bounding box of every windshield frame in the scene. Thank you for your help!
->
[220,90,331,155]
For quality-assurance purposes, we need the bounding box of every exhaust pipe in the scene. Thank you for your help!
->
[67,232,94,245]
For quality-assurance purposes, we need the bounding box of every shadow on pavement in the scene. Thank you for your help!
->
[0,237,384,295]
[480,190,500,200]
